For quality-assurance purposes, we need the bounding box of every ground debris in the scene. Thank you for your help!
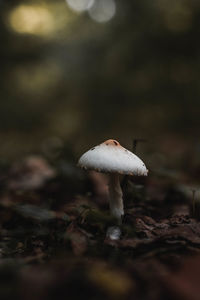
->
[0,157,200,300]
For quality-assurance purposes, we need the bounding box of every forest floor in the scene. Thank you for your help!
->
[0,155,200,300]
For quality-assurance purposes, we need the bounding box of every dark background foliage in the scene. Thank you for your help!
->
[0,0,200,168]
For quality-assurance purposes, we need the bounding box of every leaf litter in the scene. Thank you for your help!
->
[0,157,200,299]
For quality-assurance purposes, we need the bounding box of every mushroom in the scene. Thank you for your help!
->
[78,139,148,222]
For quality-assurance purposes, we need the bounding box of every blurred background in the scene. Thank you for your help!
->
[1,0,200,170]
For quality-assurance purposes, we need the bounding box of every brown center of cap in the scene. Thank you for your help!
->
[103,139,120,146]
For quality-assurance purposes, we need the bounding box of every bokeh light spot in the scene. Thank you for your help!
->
[66,0,94,13]
[8,5,54,35]
[12,62,63,99]
[88,0,116,23]
[156,0,193,32]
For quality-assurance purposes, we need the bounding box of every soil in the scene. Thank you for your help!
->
[0,156,200,300]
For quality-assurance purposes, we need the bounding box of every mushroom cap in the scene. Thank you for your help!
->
[78,139,148,176]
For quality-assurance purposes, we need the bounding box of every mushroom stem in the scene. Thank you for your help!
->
[108,173,124,221]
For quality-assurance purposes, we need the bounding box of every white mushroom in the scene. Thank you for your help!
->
[78,139,148,221]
